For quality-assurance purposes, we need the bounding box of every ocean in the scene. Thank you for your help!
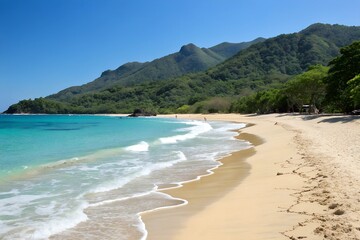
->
[0,115,249,239]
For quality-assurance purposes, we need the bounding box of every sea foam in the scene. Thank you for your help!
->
[25,201,88,240]
[88,151,187,194]
[0,194,50,216]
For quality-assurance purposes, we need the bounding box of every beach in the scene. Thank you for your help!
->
[143,113,360,240]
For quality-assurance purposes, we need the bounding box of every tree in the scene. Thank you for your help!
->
[284,65,328,113]
[325,41,360,112]
[348,74,360,108]
[230,89,287,114]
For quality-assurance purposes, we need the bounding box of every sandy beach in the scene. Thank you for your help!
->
[142,113,360,240]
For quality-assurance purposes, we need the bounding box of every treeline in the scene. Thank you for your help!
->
[232,65,328,114]
[232,41,360,114]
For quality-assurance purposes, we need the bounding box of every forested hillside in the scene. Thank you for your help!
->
[48,38,264,101]
[231,40,360,114]
[5,23,360,114]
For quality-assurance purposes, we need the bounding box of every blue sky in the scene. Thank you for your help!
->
[1,0,359,112]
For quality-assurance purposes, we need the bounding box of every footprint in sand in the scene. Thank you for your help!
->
[333,209,345,215]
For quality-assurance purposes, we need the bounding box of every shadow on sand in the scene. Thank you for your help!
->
[246,113,360,124]
[315,115,360,123]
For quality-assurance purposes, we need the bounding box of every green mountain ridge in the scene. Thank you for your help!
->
[5,23,360,114]
[48,38,264,101]
[209,37,266,58]
[208,24,360,82]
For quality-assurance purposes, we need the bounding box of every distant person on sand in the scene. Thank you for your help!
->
[204,117,207,122]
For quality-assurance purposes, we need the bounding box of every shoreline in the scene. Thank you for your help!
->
[142,113,360,240]
[139,126,261,239]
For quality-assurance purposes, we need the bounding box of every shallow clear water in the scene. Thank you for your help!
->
[0,115,249,239]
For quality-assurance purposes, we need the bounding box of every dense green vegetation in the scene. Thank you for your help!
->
[231,65,328,114]
[5,98,71,114]
[324,41,360,112]
[4,24,360,114]
[232,41,360,114]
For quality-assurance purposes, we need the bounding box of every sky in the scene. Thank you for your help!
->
[1,0,360,112]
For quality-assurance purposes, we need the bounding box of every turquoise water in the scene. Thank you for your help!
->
[0,115,185,178]
[0,115,249,239]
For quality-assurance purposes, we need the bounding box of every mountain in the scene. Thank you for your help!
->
[5,23,360,114]
[48,38,264,101]
[207,24,360,84]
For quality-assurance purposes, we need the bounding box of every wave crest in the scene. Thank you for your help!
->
[125,141,149,152]
[159,121,212,144]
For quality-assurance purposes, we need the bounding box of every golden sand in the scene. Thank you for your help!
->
[142,113,360,240]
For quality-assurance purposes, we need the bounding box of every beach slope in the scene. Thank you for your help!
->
[143,113,360,240]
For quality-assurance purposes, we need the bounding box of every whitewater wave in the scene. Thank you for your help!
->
[125,141,149,152]
[159,121,212,144]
